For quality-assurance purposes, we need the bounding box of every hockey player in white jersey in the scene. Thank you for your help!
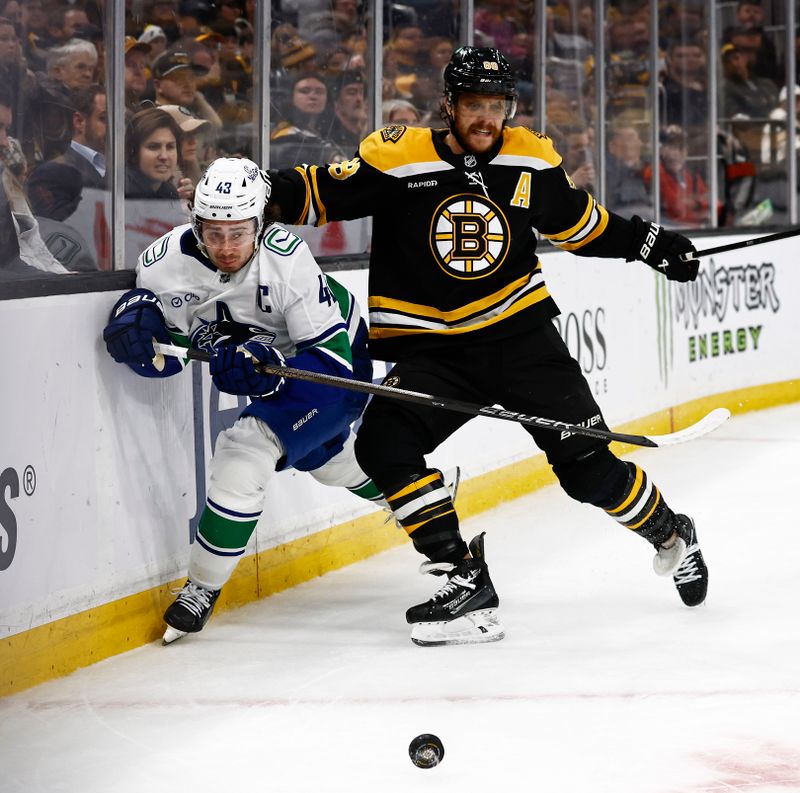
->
[102,157,383,643]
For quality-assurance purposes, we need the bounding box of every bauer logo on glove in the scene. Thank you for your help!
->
[628,215,700,283]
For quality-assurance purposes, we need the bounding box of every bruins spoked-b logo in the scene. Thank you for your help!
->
[429,194,510,279]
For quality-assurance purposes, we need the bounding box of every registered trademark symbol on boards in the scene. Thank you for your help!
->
[23,465,36,496]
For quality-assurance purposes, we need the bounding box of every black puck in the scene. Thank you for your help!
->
[409,733,444,768]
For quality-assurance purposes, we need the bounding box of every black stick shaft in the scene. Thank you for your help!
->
[695,226,800,258]
[179,346,658,448]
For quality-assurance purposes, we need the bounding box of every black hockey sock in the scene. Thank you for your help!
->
[385,469,467,563]
[600,461,676,547]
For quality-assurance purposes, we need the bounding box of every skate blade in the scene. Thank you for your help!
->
[410,608,504,646]
[162,626,188,645]
[653,537,687,576]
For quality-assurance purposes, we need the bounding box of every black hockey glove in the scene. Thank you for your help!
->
[210,340,286,397]
[103,288,174,369]
[627,216,700,282]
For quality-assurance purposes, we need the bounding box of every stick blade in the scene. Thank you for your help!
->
[644,408,731,446]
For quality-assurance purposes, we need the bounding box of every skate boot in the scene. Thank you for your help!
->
[406,532,504,646]
[163,579,221,644]
[652,514,708,607]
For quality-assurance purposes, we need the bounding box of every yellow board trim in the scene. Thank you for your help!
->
[2,380,799,698]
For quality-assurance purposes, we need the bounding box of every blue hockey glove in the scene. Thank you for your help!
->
[210,340,286,397]
[628,215,699,282]
[103,288,172,366]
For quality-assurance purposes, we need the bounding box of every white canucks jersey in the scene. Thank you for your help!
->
[136,222,359,375]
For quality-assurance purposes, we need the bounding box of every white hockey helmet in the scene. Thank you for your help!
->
[191,157,272,259]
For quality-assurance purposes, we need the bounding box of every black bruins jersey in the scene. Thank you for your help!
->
[273,124,637,362]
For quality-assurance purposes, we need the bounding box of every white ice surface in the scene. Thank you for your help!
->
[2,403,800,793]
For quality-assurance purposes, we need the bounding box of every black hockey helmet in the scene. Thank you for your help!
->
[443,46,518,120]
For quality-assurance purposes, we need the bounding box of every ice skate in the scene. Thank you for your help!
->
[406,532,504,646]
[653,514,708,607]
[162,579,221,644]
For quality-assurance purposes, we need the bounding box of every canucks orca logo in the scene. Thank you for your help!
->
[190,302,276,352]
[429,194,510,279]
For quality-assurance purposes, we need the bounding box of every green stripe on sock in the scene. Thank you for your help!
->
[198,506,259,550]
[349,479,384,502]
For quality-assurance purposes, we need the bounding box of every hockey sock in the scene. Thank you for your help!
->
[386,469,467,563]
[347,476,385,504]
[600,462,676,546]
[188,499,260,590]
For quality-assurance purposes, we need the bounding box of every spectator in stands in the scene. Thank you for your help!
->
[42,3,91,49]
[661,39,707,132]
[152,49,222,129]
[760,84,800,166]
[383,23,425,80]
[125,106,193,200]
[138,25,168,62]
[147,0,182,45]
[327,69,368,154]
[158,103,210,184]
[644,125,710,227]
[18,0,48,72]
[605,120,651,216]
[25,158,96,271]
[217,0,245,23]
[720,41,778,120]
[0,15,37,147]
[270,73,345,169]
[0,83,26,179]
[562,126,595,192]
[65,84,106,189]
[46,39,98,91]
[0,89,68,275]
[125,36,152,111]
[383,98,421,126]
[280,72,331,137]
[726,1,781,85]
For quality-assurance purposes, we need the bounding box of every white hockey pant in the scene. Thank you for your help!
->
[188,417,371,589]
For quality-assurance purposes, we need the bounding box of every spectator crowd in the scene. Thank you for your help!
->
[1,0,799,277]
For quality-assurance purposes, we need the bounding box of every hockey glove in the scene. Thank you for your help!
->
[210,340,286,397]
[103,289,178,375]
[628,215,700,282]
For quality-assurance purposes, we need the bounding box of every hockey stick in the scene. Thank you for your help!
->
[686,226,800,259]
[152,341,730,448]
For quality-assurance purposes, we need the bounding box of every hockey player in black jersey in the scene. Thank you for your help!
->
[269,46,708,646]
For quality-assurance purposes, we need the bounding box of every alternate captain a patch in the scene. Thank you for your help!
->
[380,125,407,143]
[429,193,510,279]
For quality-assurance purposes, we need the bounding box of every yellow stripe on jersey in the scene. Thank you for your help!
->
[292,165,312,225]
[543,195,610,251]
[493,127,563,168]
[359,126,445,175]
[309,166,328,226]
[370,282,551,339]
[369,271,535,322]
